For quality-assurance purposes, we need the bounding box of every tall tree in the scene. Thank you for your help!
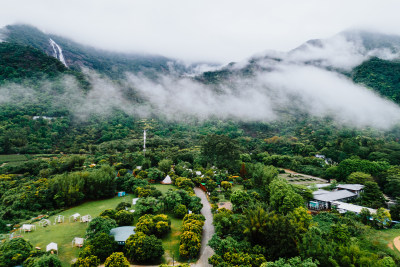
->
[201,134,240,171]
[269,178,304,215]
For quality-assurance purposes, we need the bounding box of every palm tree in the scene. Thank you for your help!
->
[243,206,270,245]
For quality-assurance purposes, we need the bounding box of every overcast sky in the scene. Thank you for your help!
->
[1,0,400,63]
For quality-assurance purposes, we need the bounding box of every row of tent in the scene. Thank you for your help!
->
[19,214,92,233]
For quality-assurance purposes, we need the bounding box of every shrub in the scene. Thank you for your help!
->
[104,252,130,267]
[125,232,164,263]
[173,204,187,219]
[115,210,135,226]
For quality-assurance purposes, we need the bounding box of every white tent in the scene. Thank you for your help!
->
[72,237,84,247]
[39,219,51,227]
[54,215,64,224]
[46,242,58,254]
[80,215,92,223]
[69,213,81,222]
[132,198,139,205]
[195,171,202,176]
[161,175,172,184]
[20,224,36,233]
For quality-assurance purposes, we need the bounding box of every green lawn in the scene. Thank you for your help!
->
[152,183,176,194]
[20,184,181,266]
[362,228,400,257]
[0,154,28,163]
[151,184,182,263]
[161,214,182,263]
[21,194,134,266]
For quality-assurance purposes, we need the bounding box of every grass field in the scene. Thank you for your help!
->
[152,183,176,194]
[19,184,180,266]
[0,154,28,164]
[21,194,134,266]
[362,228,400,258]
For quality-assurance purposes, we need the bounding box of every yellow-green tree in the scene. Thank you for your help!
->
[104,252,129,267]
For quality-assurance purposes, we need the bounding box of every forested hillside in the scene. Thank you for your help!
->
[3,24,180,79]
[352,57,400,103]
[1,24,400,267]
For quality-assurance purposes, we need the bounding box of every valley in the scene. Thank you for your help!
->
[0,23,400,267]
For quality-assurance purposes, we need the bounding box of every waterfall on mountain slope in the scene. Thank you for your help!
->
[49,38,67,67]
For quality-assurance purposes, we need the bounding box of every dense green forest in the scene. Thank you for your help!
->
[1,25,400,266]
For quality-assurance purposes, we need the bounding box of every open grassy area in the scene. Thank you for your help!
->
[19,184,181,266]
[0,154,28,164]
[162,213,183,263]
[362,228,400,258]
[152,183,176,194]
[21,194,134,266]
[151,184,183,263]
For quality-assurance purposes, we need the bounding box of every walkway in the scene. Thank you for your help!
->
[192,187,215,267]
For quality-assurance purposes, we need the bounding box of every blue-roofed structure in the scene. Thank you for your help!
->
[110,226,135,245]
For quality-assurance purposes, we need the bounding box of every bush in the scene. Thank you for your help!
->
[81,233,117,261]
[115,210,135,226]
[0,237,33,266]
[72,255,100,267]
[179,214,205,259]
[135,214,171,237]
[104,252,130,267]
[173,204,187,219]
[116,202,132,211]
[86,217,117,239]
[100,209,117,219]
[125,232,164,263]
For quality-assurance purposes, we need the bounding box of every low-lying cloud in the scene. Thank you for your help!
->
[124,63,400,129]
[1,54,400,129]
[283,33,400,71]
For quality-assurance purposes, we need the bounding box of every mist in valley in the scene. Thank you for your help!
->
[1,31,400,130]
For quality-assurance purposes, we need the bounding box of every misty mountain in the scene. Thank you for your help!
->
[196,30,400,104]
[1,24,400,129]
[0,24,185,79]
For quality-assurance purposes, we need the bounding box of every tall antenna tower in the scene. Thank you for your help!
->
[143,129,147,157]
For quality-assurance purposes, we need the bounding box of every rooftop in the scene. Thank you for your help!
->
[313,190,356,202]
[337,184,364,191]
[331,201,376,214]
[110,226,136,243]
[313,189,331,195]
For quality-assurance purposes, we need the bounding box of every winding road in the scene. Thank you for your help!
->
[193,187,215,267]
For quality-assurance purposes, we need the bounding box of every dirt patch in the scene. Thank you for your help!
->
[393,236,400,252]
[284,169,296,174]
[388,242,394,250]
[218,202,232,210]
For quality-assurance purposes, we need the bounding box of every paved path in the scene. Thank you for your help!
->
[193,187,215,267]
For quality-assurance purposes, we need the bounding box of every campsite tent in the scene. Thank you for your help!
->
[46,242,58,254]
[69,213,81,222]
[39,219,51,227]
[132,198,139,205]
[118,191,126,197]
[161,175,172,184]
[72,237,84,247]
[54,215,64,224]
[20,224,36,233]
[80,215,92,223]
